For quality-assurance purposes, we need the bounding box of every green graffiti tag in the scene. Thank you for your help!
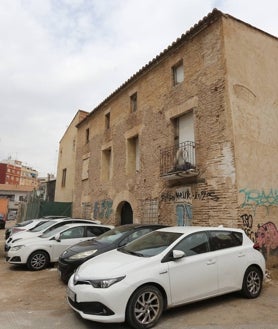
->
[239,188,278,215]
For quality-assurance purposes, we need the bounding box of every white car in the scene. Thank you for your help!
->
[5,218,102,251]
[67,226,266,329]
[6,223,113,271]
[5,218,51,239]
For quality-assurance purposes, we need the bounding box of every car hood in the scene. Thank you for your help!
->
[10,231,39,242]
[62,239,113,258]
[75,248,158,280]
[11,236,49,247]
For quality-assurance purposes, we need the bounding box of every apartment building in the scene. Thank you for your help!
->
[57,10,278,265]
[55,110,89,202]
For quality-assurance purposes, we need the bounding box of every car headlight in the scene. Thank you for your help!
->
[10,245,24,251]
[89,276,126,288]
[68,249,98,260]
[12,238,22,244]
[73,273,126,288]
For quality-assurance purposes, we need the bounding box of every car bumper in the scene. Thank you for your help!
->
[57,259,80,283]
[6,250,27,264]
[67,275,130,323]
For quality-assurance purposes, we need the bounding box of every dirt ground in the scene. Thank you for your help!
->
[1,220,278,329]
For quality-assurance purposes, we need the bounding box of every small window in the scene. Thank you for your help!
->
[82,158,89,180]
[86,226,110,237]
[130,92,137,112]
[175,232,209,256]
[60,227,84,239]
[101,148,112,181]
[126,135,139,175]
[105,112,110,129]
[172,61,184,85]
[86,128,90,144]
[61,168,67,187]
[209,231,243,251]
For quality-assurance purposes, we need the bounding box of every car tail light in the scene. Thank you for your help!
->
[253,243,261,251]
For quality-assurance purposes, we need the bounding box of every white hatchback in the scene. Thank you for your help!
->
[67,226,266,329]
[5,218,101,251]
[6,223,113,271]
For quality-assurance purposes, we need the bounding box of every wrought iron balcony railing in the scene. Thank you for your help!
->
[160,141,198,179]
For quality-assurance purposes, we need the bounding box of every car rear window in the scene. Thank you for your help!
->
[209,231,243,251]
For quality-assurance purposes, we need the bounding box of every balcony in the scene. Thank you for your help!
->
[160,141,198,180]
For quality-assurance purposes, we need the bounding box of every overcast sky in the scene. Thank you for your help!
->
[0,0,277,177]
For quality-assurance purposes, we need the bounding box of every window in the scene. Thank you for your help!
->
[127,135,139,174]
[105,112,110,129]
[61,168,67,187]
[209,231,242,251]
[85,128,90,144]
[86,226,110,237]
[130,92,137,112]
[175,232,209,256]
[101,147,112,181]
[172,61,184,85]
[82,158,89,180]
[60,226,85,239]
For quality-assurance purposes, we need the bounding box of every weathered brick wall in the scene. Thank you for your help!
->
[73,17,240,229]
[224,16,278,267]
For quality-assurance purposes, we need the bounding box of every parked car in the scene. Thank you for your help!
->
[58,224,166,283]
[5,218,106,251]
[67,226,266,329]
[5,218,51,240]
[5,216,72,240]
[0,213,6,229]
[6,223,113,271]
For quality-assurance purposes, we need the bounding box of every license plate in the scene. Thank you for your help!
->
[67,287,76,302]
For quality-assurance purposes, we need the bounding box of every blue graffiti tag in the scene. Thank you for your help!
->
[93,199,113,219]
[239,188,278,214]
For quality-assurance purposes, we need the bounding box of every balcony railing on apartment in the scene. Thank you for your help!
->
[160,141,198,179]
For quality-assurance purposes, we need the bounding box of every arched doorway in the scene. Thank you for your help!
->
[120,202,133,225]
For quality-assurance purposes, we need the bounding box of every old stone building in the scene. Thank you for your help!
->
[60,10,278,265]
[55,110,89,203]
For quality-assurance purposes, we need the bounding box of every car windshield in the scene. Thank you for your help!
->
[29,220,56,232]
[15,220,33,227]
[94,226,135,244]
[120,231,182,257]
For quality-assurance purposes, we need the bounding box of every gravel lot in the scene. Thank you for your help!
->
[1,220,278,329]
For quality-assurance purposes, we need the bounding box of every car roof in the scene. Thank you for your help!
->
[156,226,244,234]
[47,223,113,234]
[115,224,166,229]
[57,222,113,229]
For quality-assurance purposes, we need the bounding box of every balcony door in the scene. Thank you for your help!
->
[178,111,194,144]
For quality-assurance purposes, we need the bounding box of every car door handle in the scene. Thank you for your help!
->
[238,252,245,258]
[206,260,216,265]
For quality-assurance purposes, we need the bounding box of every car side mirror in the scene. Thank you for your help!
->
[54,233,61,242]
[172,249,185,259]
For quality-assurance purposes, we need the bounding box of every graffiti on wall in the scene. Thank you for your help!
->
[161,188,219,203]
[256,222,278,258]
[239,188,278,215]
[240,214,278,259]
[240,213,255,242]
[93,199,113,220]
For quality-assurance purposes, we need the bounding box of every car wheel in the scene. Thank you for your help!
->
[27,251,50,271]
[126,285,164,329]
[241,266,263,298]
